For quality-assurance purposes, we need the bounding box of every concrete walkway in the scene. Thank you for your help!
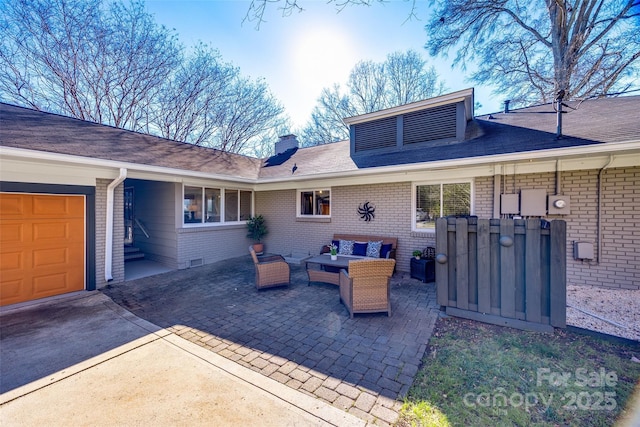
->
[102,256,440,425]
[0,292,363,426]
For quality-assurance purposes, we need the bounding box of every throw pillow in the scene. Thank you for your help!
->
[338,239,354,255]
[380,243,393,259]
[353,242,368,256]
[366,240,383,258]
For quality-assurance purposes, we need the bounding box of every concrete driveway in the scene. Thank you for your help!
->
[0,291,362,426]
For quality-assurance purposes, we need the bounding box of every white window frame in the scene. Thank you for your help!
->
[412,179,474,232]
[297,188,331,218]
[182,185,253,227]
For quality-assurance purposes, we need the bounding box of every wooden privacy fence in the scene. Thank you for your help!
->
[435,217,566,332]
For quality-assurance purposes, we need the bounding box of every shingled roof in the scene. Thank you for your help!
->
[258,141,355,179]
[253,96,639,178]
[2,96,638,183]
[350,96,640,169]
[0,103,262,180]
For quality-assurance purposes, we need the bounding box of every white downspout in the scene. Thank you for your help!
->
[596,156,614,264]
[105,168,127,281]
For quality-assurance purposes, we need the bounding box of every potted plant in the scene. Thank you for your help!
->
[329,243,338,261]
[412,250,422,260]
[246,215,268,254]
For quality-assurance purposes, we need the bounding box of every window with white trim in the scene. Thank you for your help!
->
[413,181,472,230]
[183,185,252,225]
[298,189,331,217]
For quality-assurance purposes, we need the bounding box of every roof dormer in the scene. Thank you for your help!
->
[343,88,474,157]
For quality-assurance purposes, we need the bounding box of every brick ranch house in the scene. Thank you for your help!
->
[1,88,639,306]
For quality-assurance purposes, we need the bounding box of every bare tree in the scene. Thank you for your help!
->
[243,0,404,29]
[0,0,104,113]
[299,84,356,146]
[213,76,286,155]
[150,44,236,145]
[0,0,181,130]
[300,50,446,145]
[385,50,444,105]
[1,0,289,155]
[348,60,388,113]
[153,46,288,154]
[426,0,640,105]
[100,1,182,130]
[151,49,288,154]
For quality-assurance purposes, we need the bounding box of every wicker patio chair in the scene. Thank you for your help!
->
[249,246,290,290]
[339,258,396,318]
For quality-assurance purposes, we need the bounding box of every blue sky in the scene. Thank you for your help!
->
[145,0,501,129]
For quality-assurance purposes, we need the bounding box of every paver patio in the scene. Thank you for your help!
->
[102,256,440,426]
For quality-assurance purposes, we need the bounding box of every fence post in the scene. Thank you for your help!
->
[500,219,516,318]
[525,218,542,323]
[490,219,501,312]
[468,217,478,307]
[477,219,491,313]
[455,218,469,310]
[550,220,567,327]
[435,218,449,306]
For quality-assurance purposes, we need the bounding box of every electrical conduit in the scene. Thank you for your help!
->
[105,168,127,281]
[597,156,614,264]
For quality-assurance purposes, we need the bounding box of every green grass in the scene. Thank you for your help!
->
[396,316,640,427]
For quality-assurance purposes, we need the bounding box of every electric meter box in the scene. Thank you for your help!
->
[548,194,571,215]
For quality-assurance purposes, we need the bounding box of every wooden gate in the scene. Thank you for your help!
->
[435,217,566,332]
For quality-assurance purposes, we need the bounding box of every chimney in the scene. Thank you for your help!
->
[503,100,511,114]
[275,134,299,155]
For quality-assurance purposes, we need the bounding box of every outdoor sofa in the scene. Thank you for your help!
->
[322,234,397,260]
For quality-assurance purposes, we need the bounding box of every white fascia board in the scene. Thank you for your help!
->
[343,88,474,125]
[126,170,256,190]
[255,165,494,191]
[3,139,638,192]
[0,146,258,186]
[0,157,99,186]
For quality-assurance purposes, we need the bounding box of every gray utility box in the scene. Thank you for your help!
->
[520,189,547,216]
[573,241,594,260]
[501,194,520,214]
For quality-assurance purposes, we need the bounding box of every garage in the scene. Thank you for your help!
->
[0,193,85,306]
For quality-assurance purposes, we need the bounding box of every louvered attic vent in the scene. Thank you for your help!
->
[345,89,474,157]
[403,103,457,145]
[353,116,396,153]
[352,102,461,154]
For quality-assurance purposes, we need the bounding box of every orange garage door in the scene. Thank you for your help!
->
[0,193,85,306]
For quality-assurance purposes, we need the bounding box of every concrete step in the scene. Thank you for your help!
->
[124,246,145,262]
[124,252,145,262]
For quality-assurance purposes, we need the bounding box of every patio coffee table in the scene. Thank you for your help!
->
[304,255,364,286]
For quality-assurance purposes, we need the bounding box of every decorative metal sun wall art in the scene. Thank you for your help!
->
[357,201,376,222]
